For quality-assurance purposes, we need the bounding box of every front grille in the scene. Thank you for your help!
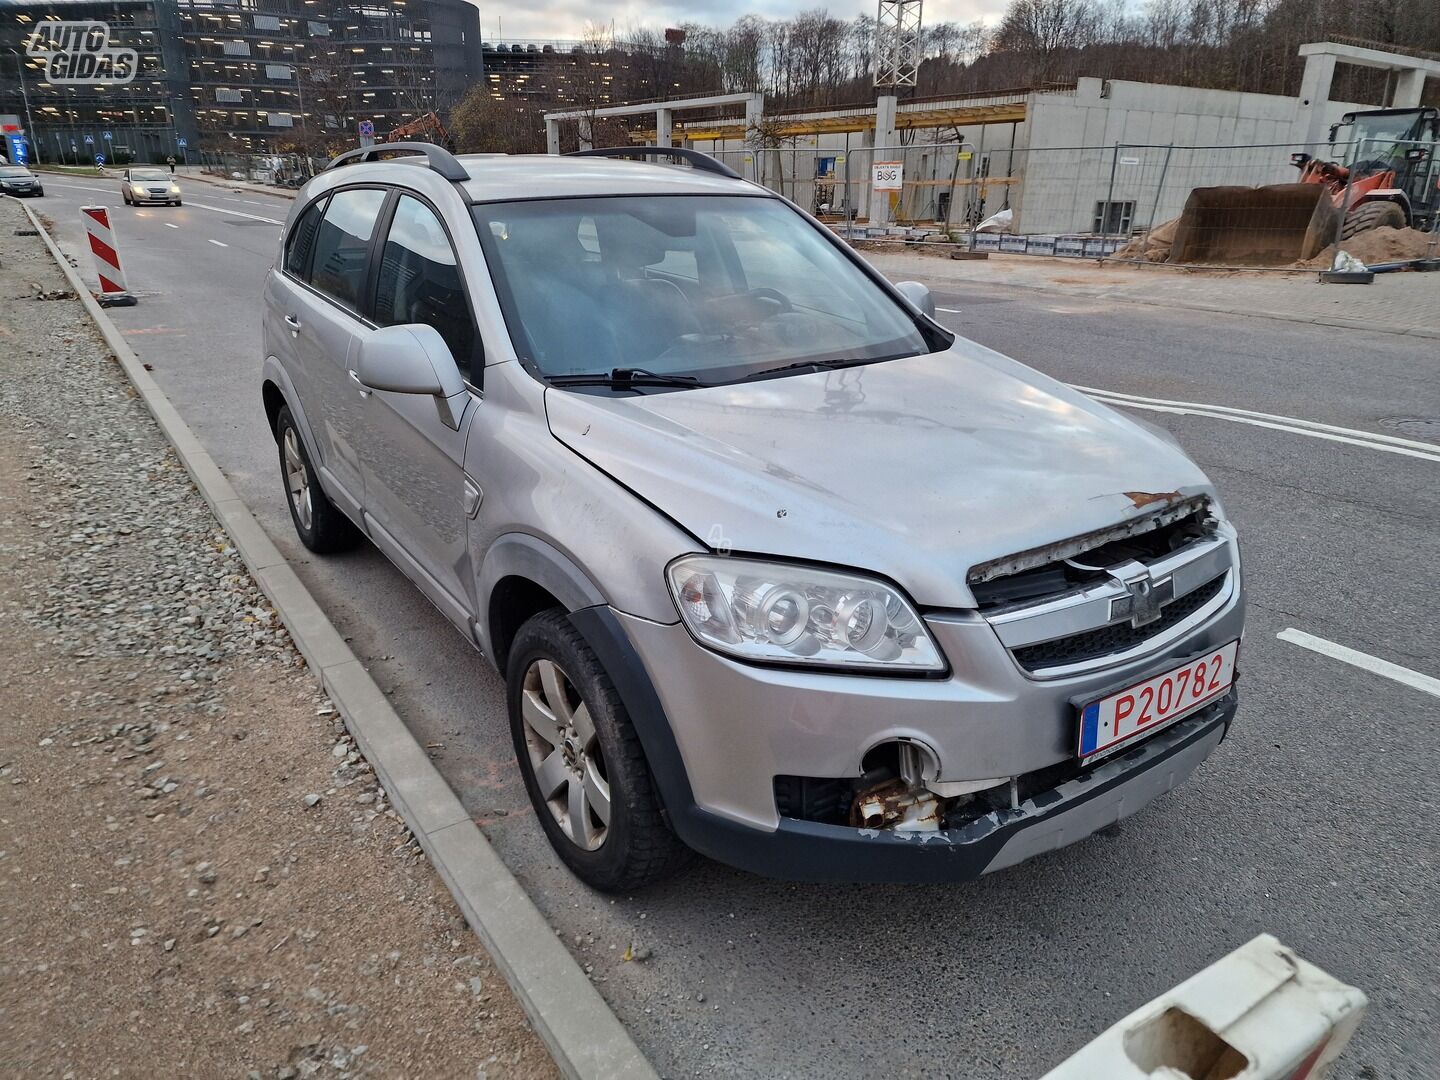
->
[970,499,1212,612]
[1012,572,1227,672]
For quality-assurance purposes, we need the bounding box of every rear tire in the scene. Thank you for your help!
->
[274,405,360,554]
[507,609,692,892]
[1342,200,1406,239]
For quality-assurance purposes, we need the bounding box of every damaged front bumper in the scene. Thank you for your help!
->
[571,605,1238,884]
[677,695,1234,883]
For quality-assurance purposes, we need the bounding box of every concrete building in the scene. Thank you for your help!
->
[1007,75,1374,235]
[548,40,1435,237]
[0,0,480,159]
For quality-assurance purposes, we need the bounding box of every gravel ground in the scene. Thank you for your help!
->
[0,198,558,1080]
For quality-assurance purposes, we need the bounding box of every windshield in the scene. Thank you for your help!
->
[1340,111,1431,166]
[0,167,31,177]
[474,195,932,385]
[130,169,170,181]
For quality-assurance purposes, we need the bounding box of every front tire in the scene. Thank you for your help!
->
[275,405,360,554]
[507,610,691,892]
[1342,200,1406,239]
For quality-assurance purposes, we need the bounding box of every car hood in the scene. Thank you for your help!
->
[545,342,1215,608]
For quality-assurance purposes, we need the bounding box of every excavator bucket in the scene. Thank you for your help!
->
[1167,183,1339,266]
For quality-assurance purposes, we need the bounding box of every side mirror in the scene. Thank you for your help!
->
[357,324,463,396]
[895,280,936,319]
[355,324,467,428]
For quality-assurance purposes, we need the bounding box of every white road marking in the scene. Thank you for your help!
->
[182,199,284,225]
[43,181,115,194]
[936,306,964,314]
[1278,629,1440,699]
[1075,385,1440,453]
[164,222,179,229]
[207,239,228,247]
[1079,387,1440,465]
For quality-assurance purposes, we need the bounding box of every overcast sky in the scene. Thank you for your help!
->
[481,0,1012,43]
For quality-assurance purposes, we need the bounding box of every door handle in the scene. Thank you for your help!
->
[348,369,372,397]
[283,314,302,332]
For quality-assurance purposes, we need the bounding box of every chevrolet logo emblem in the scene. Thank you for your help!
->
[1108,560,1175,628]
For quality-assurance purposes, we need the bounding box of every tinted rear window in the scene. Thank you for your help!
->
[284,196,326,280]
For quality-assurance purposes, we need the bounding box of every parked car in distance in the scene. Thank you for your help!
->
[0,164,44,197]
[261,144,1245,892]
[122,167,181,206]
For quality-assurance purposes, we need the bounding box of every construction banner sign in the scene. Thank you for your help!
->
[27,22,138,85]
[872,161,904,191]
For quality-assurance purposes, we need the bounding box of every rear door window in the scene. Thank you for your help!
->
[309,188,387,313]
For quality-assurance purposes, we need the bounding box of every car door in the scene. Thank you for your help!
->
[276,186,389,515]
[354,190,483,631]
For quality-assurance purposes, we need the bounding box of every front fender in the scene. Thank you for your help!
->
[475,532,607,661]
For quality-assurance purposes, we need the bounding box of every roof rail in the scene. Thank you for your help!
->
[566,145,742,180]
[325,141,469,182]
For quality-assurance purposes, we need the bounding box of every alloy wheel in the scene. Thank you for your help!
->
[282,426,312,531]
[521,658,611,850]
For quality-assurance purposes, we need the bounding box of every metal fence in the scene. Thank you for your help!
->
[194,150,323,189]
[712,143,999,233]
[707,137,1438,270]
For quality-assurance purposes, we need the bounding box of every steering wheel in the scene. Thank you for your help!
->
[746,287,793,314]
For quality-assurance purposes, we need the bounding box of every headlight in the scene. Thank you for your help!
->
[170,184,180,193]
[131,184,145,194]
[666,555,944,672]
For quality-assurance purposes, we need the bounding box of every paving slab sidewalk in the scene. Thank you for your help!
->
[861,248,1440,338]
[0,197,559,1080]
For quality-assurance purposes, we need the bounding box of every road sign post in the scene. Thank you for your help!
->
[358,119,375,148]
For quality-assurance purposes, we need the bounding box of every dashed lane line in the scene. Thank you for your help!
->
[207,239,228,247]
[1278,629,1440,699]
[182,199,285,226]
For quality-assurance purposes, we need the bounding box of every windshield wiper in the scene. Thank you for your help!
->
[547,367,708,390]
[736,357,872,382]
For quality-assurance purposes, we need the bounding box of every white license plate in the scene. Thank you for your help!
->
[1078,640,1239,761]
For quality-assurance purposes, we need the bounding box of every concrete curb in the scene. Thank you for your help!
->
[14,196,658,1080]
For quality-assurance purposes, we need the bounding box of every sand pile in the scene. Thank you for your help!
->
[1117,216,1436,268]
[1114,217,1178,262]
[1291,226,1438,269]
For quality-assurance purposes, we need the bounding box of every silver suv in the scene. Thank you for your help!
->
[261,144,1244,891]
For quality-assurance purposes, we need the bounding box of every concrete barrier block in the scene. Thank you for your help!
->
[1042,934,1367,1080]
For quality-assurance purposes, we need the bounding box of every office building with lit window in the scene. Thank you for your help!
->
[0,0,480,160]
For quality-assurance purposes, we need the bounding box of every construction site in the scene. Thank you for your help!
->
[542,30,1440,273]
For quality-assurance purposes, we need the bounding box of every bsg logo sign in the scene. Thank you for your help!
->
[871,161,904,192]
[27,22,138,84]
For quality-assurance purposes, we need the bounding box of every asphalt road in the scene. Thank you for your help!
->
[33,174,1440,1079]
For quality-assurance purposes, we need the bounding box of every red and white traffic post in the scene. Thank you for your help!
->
[79,205,137,307]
